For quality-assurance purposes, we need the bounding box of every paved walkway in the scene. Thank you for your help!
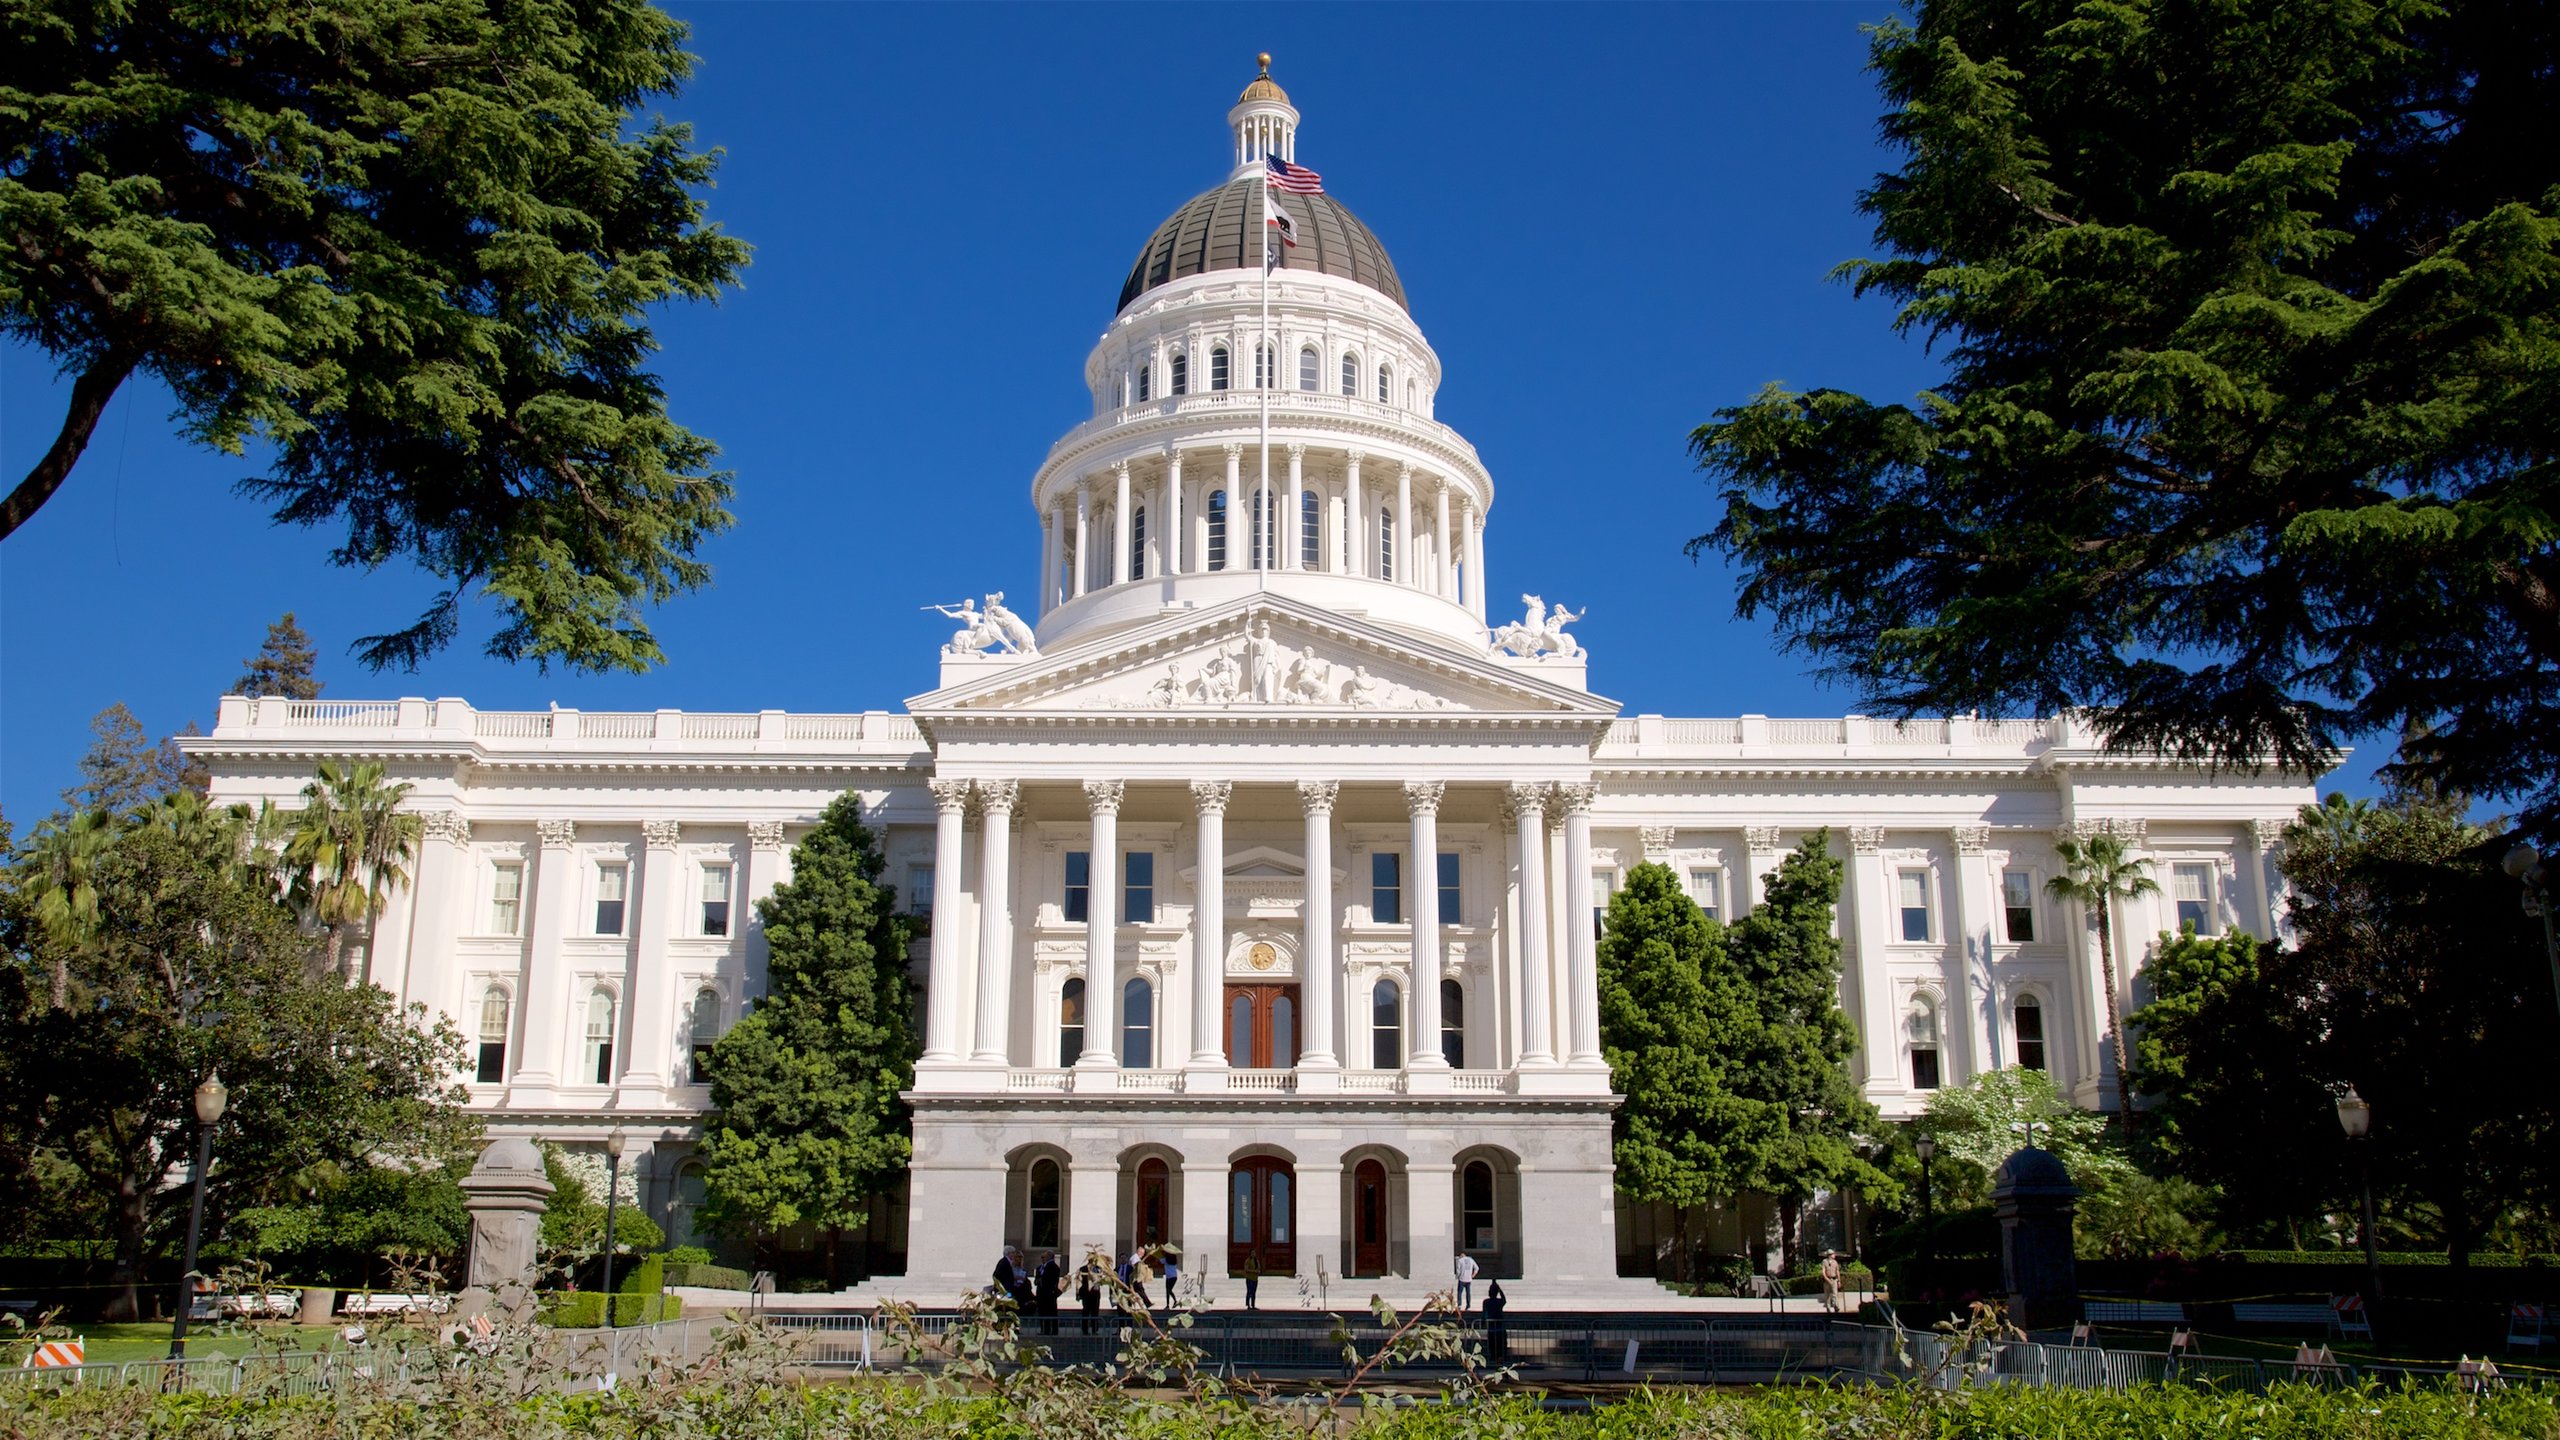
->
[675,1282,1862,1317]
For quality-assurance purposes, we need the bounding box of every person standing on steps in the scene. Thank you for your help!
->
[1033,1250,1063,1335]
[1482,1279,1509,1364]
[1076,1255,1104,1335]
[992,1245,1024,1307]
[1819,1251,1844,1314]
[1453,1250,1480,1312]
[1240,1254,1260,1311]
[1121,1245,1151,1310]
[1157,1248,1181,1314]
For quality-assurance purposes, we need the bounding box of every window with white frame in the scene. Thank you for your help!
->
[1688,867,1724,922]
[1371,852,1402,925]
[1123,851,1155,924]
[700,863,733,937]
[1170,349,1187,395]
[1371,978,1401,1069]
[489,861,523,935]
[908,863,934,917]
[475,987,510,1083]
[2172,863,2215,933]
[1340,351,1358,396]
[1207,490,1229,570]
[1132,506,1148,581]
[1210,345,1229,391]
[1377,508,1395,580]
[687,987,721,1083]
[2001,869,2036,942]
[583,988,616,1085]
[1897,869,1932,942]
[1437,852,1462,924]
[1122,977,1154,1069]
[1059,977,1085,1067]
[1255,342,1273,389]
[1377,363,1392,403]
[1063,850,1090,923]
[2013,994,2047,1071]
[1301,490,1321,567]
[1907,996,1942,1089]
[1593,868,1616,939]
[1135,362,1151,403]
[1298,345,1318,391]
[595,861,627,936]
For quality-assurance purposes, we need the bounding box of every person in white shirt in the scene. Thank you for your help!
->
[1453,1251,1480,1311]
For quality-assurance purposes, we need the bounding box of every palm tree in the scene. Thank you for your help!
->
[287,761,420,983]
[2048,832,2159,1137]
[22,809,112,1008]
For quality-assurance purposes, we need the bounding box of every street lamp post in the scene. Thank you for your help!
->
[2334,1087,2384,1318]
[167,1073,228,1361]
[1913,1132,1936,1245]
[2502,844,2560,1023]
[601,1128,627,1329]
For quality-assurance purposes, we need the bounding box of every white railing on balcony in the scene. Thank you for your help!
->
[286,700,400,727]
[1980,718,2051,744]
[1665,719,1744,745]
[785,714,868,741]
[1228,1069,1295,1093]
[1337,1072,1403,1094]
[680,713,760,741]
[1767,718,1847,745]
[1043,391,1486,479]
[475,711,553,739]
[1865,717,1949,745]
[1006,1069,1073,1093]
[1116,1070,1183,1093]
[581,712,657,741]
[1449,1071,1511,1094]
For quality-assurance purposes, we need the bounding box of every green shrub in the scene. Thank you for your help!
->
[661,1245,714,1266]
[663,1260,752,1291]
[2222,1249,2560,1267]
[537,1290,683,1328]
[619,1254,663,1295]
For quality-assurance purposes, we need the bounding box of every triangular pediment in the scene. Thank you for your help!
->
[906,595,1614,720]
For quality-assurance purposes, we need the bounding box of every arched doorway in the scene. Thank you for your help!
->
[1135,1157,1171,1248]
[1228,1157,1295,1275]
[1352,1159,1388,1277]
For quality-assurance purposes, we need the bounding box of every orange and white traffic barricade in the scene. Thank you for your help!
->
[25,1340,85,1371]
[2330,1294,2373,1340]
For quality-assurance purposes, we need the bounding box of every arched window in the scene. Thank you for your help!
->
[1207,490,1228,571]
[1210,345,1230,392]
[1028,1157,1062,1249]
[1371,979,1402,1070]
[1131,506,1148,581]
[1298,346,1319,391]
[475,986,510,1083]
[1408,380,1418,409]
[687,986,722,1084]
[1377,363,1393,404]
[1377,508,1396,582]
[1170,349,1188,396]
[1135,362,1151,404]
[2013,994,2046,1071]
[1462,1160,1495,1253]
[1059,977,1086,1068]
[584,988,616,1085]
[1907,996,1941,1090]
[1301,490,1321,567]
[1251,487,1276,569]
[1255,343,1274,389]
[1123,977,1154,1069]
[1135,1157,1170,1245]
[1340,351,1359,396]
[1441,978,1465,1068]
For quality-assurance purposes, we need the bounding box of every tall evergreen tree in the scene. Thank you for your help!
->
[1723,833,1890,1270]
[235,612,324,700]
[695,794,914,1280]
[61,703,183,814]
[1598,863,1772,1281]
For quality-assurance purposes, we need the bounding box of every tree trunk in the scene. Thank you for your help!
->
[1671,1207,1692,1285]
[103,1177,150,1321]
[1778,1195,1802,1278]
[0,349,136,542]
[2096,906,2137,1140]
[825,1227,841,1291]
[49,956,68,1011]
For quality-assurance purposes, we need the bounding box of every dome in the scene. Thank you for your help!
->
[1117,179,1408,314]
[1991,1147,2077,1193]
[1240,53,1289,104]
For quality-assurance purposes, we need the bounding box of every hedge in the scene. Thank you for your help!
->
[538,1291,683,1328]
[2221,1249,2560,1267]
[661,1261,752,1291]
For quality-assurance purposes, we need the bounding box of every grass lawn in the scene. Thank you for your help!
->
[45,1323,345,1366]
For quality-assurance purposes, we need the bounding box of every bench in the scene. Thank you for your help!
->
[2083,1301,2187,1325]
[2232,1302,2341,1336]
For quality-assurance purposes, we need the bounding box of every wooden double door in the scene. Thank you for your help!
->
[1228,1157,1295,1275]
[1353,1159,1389,1276]
[1224,983,1299,1069]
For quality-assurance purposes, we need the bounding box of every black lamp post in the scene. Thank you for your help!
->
[2334,1087,2384,1312]
[1913,1130,1937,1277]
[2502,844,2560,1023]
[167,1073,227,1360]
[601,1128,627,1329]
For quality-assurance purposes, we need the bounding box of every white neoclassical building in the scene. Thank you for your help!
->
[189,61,2319,1296]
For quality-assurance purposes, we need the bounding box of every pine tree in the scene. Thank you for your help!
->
[695,794,914,1280]
[234,613,324,700]
[61,703,183,815]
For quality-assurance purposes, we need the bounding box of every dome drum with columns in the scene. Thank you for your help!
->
[180,57,2325,1306]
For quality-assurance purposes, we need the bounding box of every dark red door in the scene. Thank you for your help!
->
[1227,1157,1296,1275]
[1135,1158,1170,1247]
[1353,1159,1388,1276]
[1224,984,1300,1068]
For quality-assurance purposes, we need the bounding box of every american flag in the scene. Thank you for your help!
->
[1264,154,1323,194]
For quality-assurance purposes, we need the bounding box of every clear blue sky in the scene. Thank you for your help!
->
[0,2,2376,823]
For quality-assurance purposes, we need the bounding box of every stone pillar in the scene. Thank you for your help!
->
[459,1138,554,1298]
[404,812,471,1024]
[1182,1159,1228,1282]
[1396,464,1413,587]
[1742,825,1785,911]
[1993,1148,2081,1331]
[1845,827,1898,1088]
[1298,781,1340,1070]
[1079,781,1123,1069]
[903,1152,1010,1290]
[1345,451,1365,578]
[1040,506,1059,616]
[1407,1160,1455,1283]
[1066,1158,1117,1269]
[511,819,580,1092]
[1467,506,1488,620]
[2246,817,2285,941]
[1946,826,1996,1085]
[1189,781,1232,1068]
[1072,483,1091,598]
[742,821,788,1002]
[922,782,973,1064]
[1161,450,1183,576]
[1434,483,1453,599]
[1405,781,1447,1069]
[1557,785,1604,1066]
[1296,1160,1344,1285]
[1285,444,1305,570]
[1219,444,1242,573]
[972,781,1019,1065]
[1112,461,1133,587]
[1506,785,1554,1065]
[619,819,686,1094]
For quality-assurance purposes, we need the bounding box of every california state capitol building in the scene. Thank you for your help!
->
[187,60,2319,1303]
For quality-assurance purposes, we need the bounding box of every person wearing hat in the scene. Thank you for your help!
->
[1819,1251,1844,1313]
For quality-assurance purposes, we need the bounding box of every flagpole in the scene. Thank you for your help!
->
[1259,175,1272,572]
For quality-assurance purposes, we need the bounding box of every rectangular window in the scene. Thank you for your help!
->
[909,863,934,917]
[595,862,627,936]
[1378,511,1395,581]
[1437,852,1461,925]
[475,1041,505,1085]
[1688,867,1723,922]
[1594,869,1616,939]
[2002,870,2036,942]
[1912,1046,1941,1090]
[2015,998,2047,1071]
[1898,869,1931,943]
[1371,852,1402,925]
[2173,864,2214,933]
[1063,850,1090,923]
[701,864,732,937]
[490,862,523,935]
[1123,851,1155,925]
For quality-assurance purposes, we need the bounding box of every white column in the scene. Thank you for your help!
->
[1405,781,1447,1069]
[1845,827,1899,1089]
[1189,781,1231,1067]
[1506,785,1554,1065]
[1072,484,1091,598]
[742,820,788,1003]
[1742,826,1785,911]
[1407,1159,1455,1281]
[2246,818,2284,941]
[1220,444,1242,573]
[1298,781,1339,1069]
[1066,1157,1116,1265]
[1079,780,1122,1068]
[1396,464,1413,588]
[971,780,1019,1065]
[1946,827,1995,1086]
[1112,462,1132,587]
[619,819,686,1093]
[512,819,580,1091]
[1557,785,1604,1066]
[1040,506,1059,616]
[1345,451,1366,579]
[922,780,972,1063]
[1285,444,1305,570]
[1296,1161,1344,1284]
[1181,1159,1227,1283]
[404,812,471,1024]
[1434,483,1453,599]
[1467,505,1487,620]
[1161,450,1183,576]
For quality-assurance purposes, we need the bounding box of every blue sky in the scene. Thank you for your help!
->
[0,2,2377,823]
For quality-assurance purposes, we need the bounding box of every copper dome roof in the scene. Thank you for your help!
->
[1116,178,1407,314]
